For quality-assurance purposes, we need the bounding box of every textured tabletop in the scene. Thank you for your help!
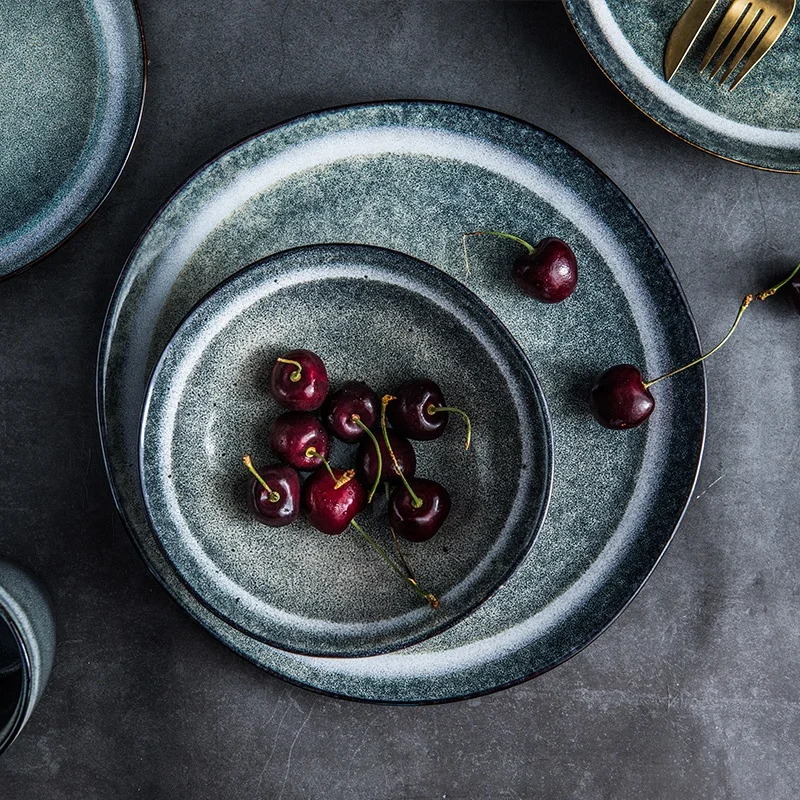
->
[0,1,798,797]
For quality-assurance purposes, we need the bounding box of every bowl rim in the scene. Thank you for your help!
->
[0,605,33,755]
[137,242,555,658]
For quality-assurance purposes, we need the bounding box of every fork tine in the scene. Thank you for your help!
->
[729,13,788,89]
[700,0,752,72]
[719,12,774,83]
[708,4,760,77]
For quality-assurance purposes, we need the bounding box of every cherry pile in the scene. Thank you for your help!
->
[243,348,472,608]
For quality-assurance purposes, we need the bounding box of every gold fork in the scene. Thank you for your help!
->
[700,0,796,89]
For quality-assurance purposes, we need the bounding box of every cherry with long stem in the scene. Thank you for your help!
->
[350,519,438,608]
[462,231,578,303]
[351,414,382,502]
[243,455,279,503]
[381,395,423,509]
[590,262,800,430]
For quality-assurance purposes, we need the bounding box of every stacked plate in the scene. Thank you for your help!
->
[98,101,706,704]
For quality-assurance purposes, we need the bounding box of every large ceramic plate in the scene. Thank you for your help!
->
[0,0,145,278]
[140,244,553,658]
[98,102,705,703]
[563,1,800,172]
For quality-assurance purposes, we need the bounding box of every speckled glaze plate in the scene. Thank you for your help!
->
[98,102,705,703]
[563,1,800,172]
[139,244,553,658]
[0,0,145,278]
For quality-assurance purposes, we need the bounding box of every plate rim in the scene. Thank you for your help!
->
[0,0,148,282]
[96,99,707,704]
[136,242,555,659]
[561,0,800,174]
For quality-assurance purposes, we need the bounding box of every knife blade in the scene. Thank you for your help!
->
[664,0,720,81]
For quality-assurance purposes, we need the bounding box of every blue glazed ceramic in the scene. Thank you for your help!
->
[563,1,800,172]
[0,559,56,754]
[139,244,553,658]
[0,0,145,278]
[98,102,706,703]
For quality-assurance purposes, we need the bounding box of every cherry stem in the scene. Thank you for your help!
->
[381,395,423,509]
[756,261,800,300]
[386,481,416,581]
[462,231,536,275]
[644,262,800,390]
[306,448,352,488]
[350,520,438,608]
[428,404,472,450]
[276,357,303,382]
[242,455,280,503]
[351,415,382,503]
[644,296,752,389]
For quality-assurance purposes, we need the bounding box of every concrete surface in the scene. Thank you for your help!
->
[0,1,799,797]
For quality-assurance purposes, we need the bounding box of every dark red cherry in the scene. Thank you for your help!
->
[589,364,655,430]
[513,237,578,303]
[356,430,416,487]
[386,379,447,440]
[390,478,451,542]
[270,412,329,471]
[302,467,366,535]
[243,458,301,527]
[322,381,379,442]
[270,349,329,411]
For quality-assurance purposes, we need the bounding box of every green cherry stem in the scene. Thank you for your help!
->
[276,357,303,382]
[462,231,535,275]
[351,414,382,502]
[242,455,280,503]
[306,447,353,489]
[385,481,416,581]
[428,403,472,450]
[756,261,800,300]
[381,395,423,509]
[644,261,800,390]
[350,520,438,608]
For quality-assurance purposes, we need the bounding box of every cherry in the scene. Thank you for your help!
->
[322,381,379,442]
[302,462,366,536]
[390,478,452,542]
[242,456,301,527]
[386,379,472,447]
[589,262,800,430]
[463,231,578,303]
[269,411,329,470]
[589,365,655,430]
[356,429,416,487]
[270,349,329,411]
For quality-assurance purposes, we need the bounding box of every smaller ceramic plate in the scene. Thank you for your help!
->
[140,245,553,659]
[564,0,800,172]
[0,0,145,277]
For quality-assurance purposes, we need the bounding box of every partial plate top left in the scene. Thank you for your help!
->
[0,0,145,278]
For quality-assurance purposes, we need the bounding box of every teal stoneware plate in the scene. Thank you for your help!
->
[563,1,800,172]
[139,245,553,658]
[0,0,145,278]
[98,102,705,703]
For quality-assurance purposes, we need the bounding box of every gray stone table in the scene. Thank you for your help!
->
[1,1,798,797]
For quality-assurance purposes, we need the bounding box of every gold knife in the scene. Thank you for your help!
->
[664,0,720,81]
